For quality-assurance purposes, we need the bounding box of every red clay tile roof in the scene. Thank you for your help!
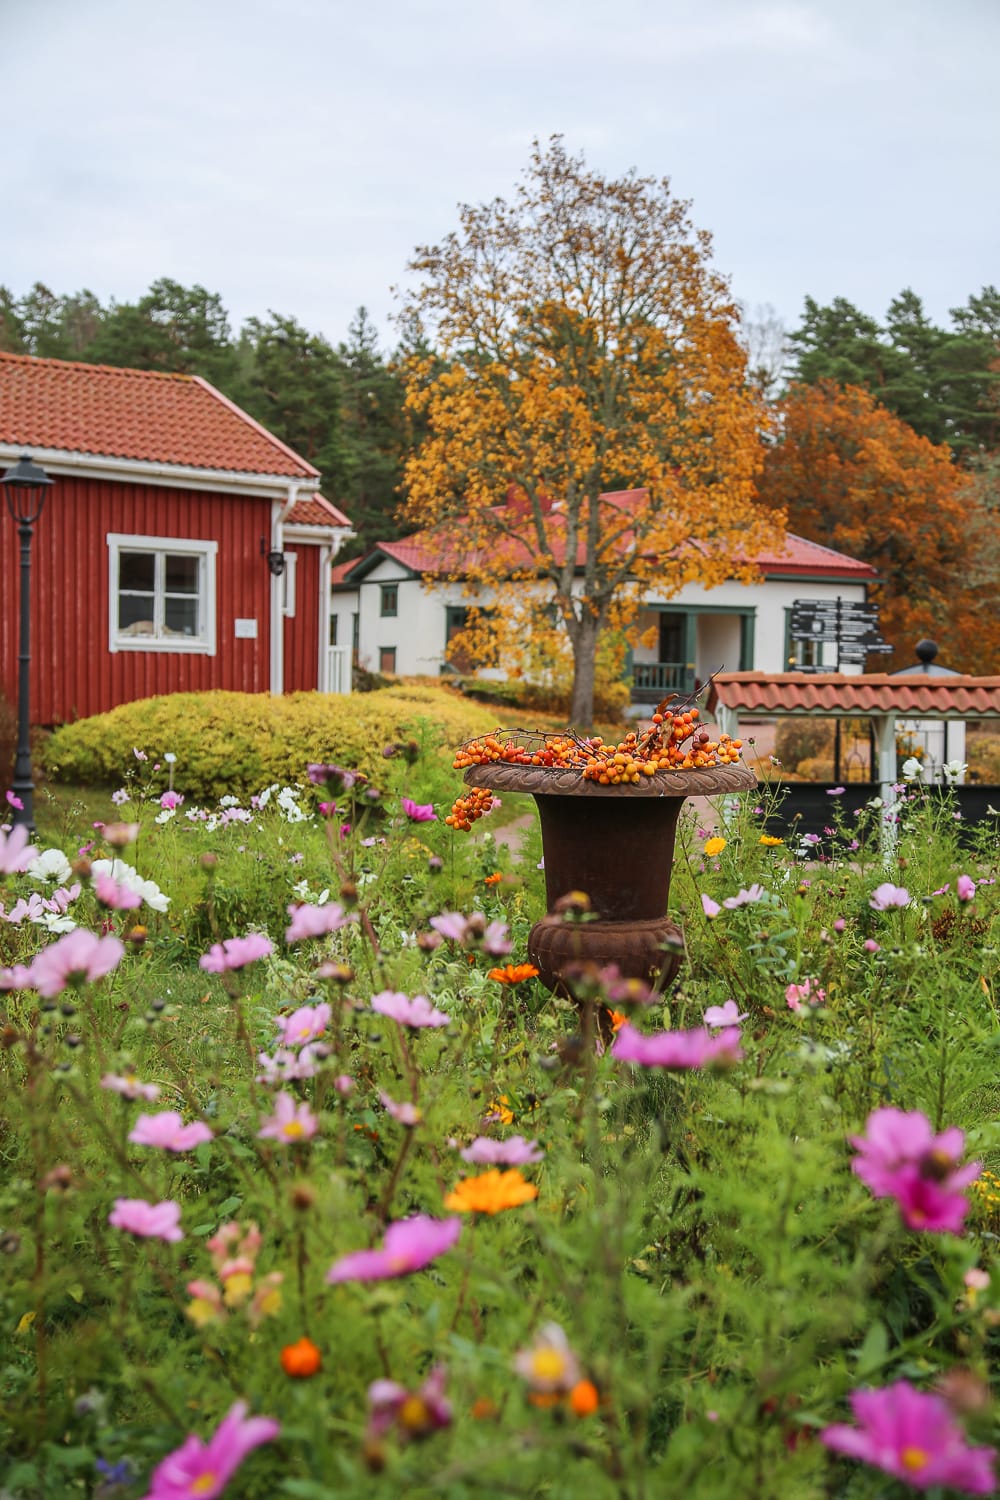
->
[707,672,1000,718]
[0,352,319,478]
[288,493,352,528]
[750,534,877,579]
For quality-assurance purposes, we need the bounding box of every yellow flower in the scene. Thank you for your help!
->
[703,836,726,857]
[444,1168,539,1215]
[488,1095,515,1125]
[759,834,784,846]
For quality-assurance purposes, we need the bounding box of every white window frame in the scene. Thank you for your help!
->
[107,533,218,655]
[282,550,297,619]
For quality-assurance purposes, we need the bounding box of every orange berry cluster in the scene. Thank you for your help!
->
[448,701,743,824]
[445,785,496,830]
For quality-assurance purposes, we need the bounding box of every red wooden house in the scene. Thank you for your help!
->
[0,353,353,727]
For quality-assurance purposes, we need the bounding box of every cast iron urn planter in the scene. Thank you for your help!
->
[464,759,756,994]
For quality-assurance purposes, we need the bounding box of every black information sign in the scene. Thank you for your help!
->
[789,598,892,668]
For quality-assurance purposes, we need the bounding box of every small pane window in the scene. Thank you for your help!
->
[329,614,339,647]
[108,534,216,654]
[380,584,398,617]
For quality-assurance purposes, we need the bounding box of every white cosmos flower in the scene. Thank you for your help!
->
[901,757,923,781]
[90,858,170,912]
[28,848,73,884]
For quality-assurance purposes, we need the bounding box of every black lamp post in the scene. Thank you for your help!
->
[2,455,53,833]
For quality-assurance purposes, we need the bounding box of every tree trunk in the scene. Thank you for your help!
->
[568,612,601,727]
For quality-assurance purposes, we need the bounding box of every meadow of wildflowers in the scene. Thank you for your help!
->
[1,733,999,1498]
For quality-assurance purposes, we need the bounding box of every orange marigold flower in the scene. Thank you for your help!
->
[280,1336,322,1377]
[703,836,726,857]
[489,963,540,985]
[471,1396,500,1420]
[569,1379,600,1416]
[759,834,784,847]
[607,1009,627,1033]
[444,1168,539,1215]
[483,872,503,886]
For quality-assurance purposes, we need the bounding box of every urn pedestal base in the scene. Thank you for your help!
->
[528,913,685,996]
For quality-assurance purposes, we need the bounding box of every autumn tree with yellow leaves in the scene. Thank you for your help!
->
[399,138,784,725]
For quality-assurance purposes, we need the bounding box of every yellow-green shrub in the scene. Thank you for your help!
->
[42,686,510,801]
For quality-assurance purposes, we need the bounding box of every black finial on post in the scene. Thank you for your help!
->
[914,639,938,667]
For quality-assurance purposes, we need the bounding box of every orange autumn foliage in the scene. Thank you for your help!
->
[759,381,999,673]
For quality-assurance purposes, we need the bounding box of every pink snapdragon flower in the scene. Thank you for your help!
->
[611,1023,743,1069]
[284,901,353,943]
[128,1112,213,1152]
[274,1002,331,1047]
[870,882,910,910]
[327,1214,461,1283]
[850,1106,980,1233]
[956,874,977,903]
[94,873,143,910]
[371,990,450,1029]
[139,1400,280,1500]
[460,1135,545,1165]
[101,1071,161,1101]
[199,934,274,973]
[820,1381,995,1492]
[30,929,125,997]
[401,797,436,822]
[257,1092,318,1143]
[703,1000,748,1028]
[108,1198,184,1242]
[0,823,38,874]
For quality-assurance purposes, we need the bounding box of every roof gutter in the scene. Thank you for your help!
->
[0,444,316,498]
[269,483,303,697]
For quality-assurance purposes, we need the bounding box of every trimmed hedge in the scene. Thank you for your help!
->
[41,685,509,801]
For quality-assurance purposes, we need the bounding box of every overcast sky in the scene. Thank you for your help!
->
[4,0,998,352]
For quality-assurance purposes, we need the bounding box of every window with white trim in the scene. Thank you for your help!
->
[107,534,217,654]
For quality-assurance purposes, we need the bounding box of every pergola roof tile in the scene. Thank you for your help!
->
[707,672,1000,719]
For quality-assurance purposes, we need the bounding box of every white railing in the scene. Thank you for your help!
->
[326,646,352,695]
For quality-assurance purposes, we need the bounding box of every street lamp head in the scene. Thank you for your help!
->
[2,454,54,525]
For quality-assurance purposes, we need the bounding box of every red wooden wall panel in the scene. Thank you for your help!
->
[283,546,321,693]
[0,475,274,725]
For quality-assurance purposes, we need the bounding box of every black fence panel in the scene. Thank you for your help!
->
[756,782,1000,848]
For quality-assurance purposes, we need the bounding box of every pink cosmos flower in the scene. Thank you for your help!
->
[334,1073,355,1095]
[257,1091,318,1143]
[785,977,825,1011]
[864,938,881,952]
[366,1365,452,1444]
[284,901,352,943]
[256,1046,324,1084]
[101,1071,161,1101]
[159,790,184,811]
[371,990,450,1029]
[850,1106,980,1233]
[833,918,846,933]
[274,1002,331,1047]
[139,1400,280,1500]
[429,911,471,943]
[701,893,721,919]
[380,1091,421,1126]
[326,1214,461,1283]
[30,929,125,997]
[0,822,39,875]
[703,1000,748,1028]
[956,874,976,903]
[94,873,143,910]
[401,797,436,822]
[514,1322,582,1393]
[482,920,513,957]
[103,821,140,847]
[0,963,34,990]
[108,1198,184,1242]
[723,884,766,909]
[820,1381,995,1492]
[128,1112,214,1152]
[611,1023,743,1069]
[199,934,274,973]
[870,882,910,910]
[6,790,24,810]
[460,1135,545,1165]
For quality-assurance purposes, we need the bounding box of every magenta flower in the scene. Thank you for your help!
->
[274,1002,331,1047]
[700,893,721,919]
[371,990,450,1029]
[723,883,766,909]
[460,1135,545,1165]
[199,934,274,973]
[108,1198,184,1242]
[821,1381,995,1492]
[785,977,825,1011]
[5,790,24,810]
[327,1214,461,1283]
[380,1091,421,1126]
[102,1071,161,1101]
[139,1400,279,1499]
[30,929,125,997]
[870,882,910,910]
[612,1023,743,1069]
[258,1091,318,1143]
[94,873,143,910]
[850,1106,980,1233]
[0,822,38,874]
[956,874,976,902]
[366,1365,452,1444]
[401,797,436,822]
[159,790,184,811]
[129,1112,214,1152]
[703,1000,747,1028]
[284,901,352,943]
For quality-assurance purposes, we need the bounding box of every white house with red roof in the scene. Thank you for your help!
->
[331,508,878,706]
[0,353,354,726]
